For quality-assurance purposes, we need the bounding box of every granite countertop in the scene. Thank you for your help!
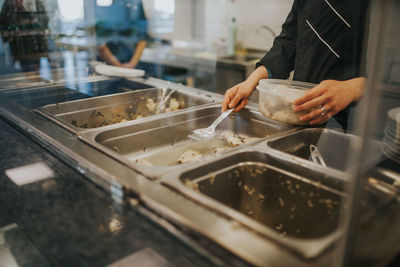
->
[0,117,248,267]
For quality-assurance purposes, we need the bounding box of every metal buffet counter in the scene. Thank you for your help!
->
[0,73,399,266]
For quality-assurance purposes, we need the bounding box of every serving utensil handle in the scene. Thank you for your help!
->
[309,144,327,167]
[209,108,234,130]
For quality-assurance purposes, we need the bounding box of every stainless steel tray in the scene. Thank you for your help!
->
[161,150,345,259]
[266,128,383,172]
[3,77,151,110]
[36,84,215,133]
[2,72,398,265]
[0,67,84,90]
[3,86,91,109]
[79,105,294,179]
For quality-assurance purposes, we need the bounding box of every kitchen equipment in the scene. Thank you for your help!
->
[256,79,319,125]
[36,86,215,133]
[267,128,383,172]
[0,67,89,91]
[310,144,327,167]
[163,151,344,259]
[79,105,291,178]
[188,108,234,141]
[3,74,398,266]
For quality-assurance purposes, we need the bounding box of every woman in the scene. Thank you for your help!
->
[98,39,147,69]
[222,0,370,130]
[0,0,49,72]
[97,0,148,69]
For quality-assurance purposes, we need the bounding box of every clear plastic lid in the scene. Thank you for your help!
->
[256,79,316,99]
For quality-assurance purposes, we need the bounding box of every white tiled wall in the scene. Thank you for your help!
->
[218,0,293,51]
[171,0,294,52]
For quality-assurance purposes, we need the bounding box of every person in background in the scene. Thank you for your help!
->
[222,0,370,130]
[97,0,147,69]
[98,39,146,69]
[0,0,49,72]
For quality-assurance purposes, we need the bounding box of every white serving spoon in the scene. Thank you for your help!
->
[188,108,234,142]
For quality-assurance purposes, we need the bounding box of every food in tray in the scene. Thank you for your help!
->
[258,92,309,125]
[166,98,180,112]
[145,98,156,112]
[135,158,154,166]
[135,131,259,166]
[257,79,319,125]
[177,150,203,164]
[221,131,259,147]
[70,97,186,128]
[213,146,230,154]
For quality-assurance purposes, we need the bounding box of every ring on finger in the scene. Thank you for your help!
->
[321,105,327,116]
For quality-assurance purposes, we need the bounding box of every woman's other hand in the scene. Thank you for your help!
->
[99,44,122,67]
[293,77,366,125]
[120,62,136,68]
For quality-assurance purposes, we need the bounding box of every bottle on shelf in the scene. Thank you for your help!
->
[227,17,237,55]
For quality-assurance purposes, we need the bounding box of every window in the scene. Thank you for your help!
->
[57,0,84,21]
[146,0,175,35]
[154,0,174,17]
[96,0,113,7]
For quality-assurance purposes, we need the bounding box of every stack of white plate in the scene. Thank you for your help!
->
[382,107,400,164]
[94,64,145,78]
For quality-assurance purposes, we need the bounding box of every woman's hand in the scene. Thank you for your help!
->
[293,77,366,125]
[98,44,122,67]
[222,81,253,112]
[222,65,269,112]
[120,62,136,68]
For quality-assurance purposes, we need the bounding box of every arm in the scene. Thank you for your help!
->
[256,0,298,79]
[222,66,269,112]
[222,0,299,112]
[120,40,147,68]
[98,44,122,67]
[293,77,366,125]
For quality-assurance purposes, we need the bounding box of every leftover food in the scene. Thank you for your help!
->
[177,150,203,164]
[70,96,186,128]
[136,130,259,166]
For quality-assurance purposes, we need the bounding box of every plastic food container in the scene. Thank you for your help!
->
[256,79,317,125]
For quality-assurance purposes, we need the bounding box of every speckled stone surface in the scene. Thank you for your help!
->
[0,117,250,267]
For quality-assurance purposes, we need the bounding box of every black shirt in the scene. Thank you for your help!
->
[257,0,370,130]
[257,0,369,84]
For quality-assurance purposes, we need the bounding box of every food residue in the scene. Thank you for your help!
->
[135,158,153,166]
[221,131,258,147]
[278,197,284,207]
[145,98,156,112]
[184,179,199,191]
[177,150,202,164]
[166,98,180,112]
[135,130,260,166]
[70,97,186,128]
[209,173,216,185]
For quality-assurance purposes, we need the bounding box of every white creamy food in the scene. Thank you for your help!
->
[145,98,156,112]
